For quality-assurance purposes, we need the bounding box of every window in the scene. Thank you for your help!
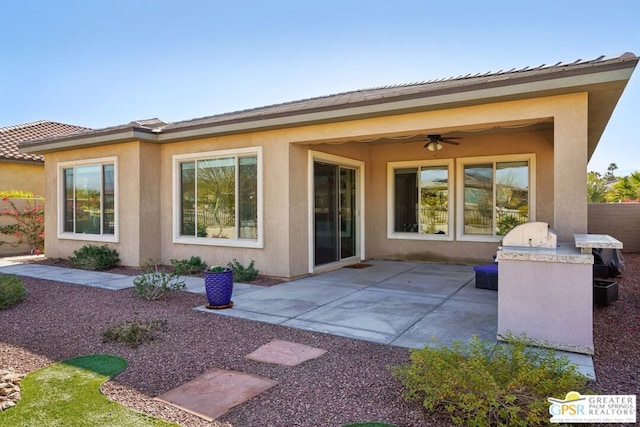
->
[174,147,262,247]
[387,160,453,240]
[59,158,116,239]
[457,154,534,240]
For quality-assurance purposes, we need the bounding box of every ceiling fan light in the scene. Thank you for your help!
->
[436,142,443,150]
[427,142,435,151]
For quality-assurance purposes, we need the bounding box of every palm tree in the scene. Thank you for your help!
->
[606,171,640,202]
[587,171,607,203]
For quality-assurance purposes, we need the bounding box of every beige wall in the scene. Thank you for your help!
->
[0,161,45,196]
[158,131,297,277]
[588,203,640,252]
[40,93,589,277]
[43,143,148,265]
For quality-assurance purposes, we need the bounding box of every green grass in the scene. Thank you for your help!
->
[0,354,177,426]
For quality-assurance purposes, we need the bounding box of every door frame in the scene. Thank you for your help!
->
[308,150,365,274]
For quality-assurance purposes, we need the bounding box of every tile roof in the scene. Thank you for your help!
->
[161,52,638,132]
[0,120,91,162]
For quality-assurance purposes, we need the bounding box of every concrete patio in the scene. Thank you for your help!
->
[194,260,498,348]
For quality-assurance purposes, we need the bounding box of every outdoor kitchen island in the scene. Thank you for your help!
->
[495,224,622,355]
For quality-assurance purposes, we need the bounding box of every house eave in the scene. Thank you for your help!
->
[20,128,158,154]
[19,54,637,153]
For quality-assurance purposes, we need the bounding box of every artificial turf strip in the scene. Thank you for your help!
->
[0,354,177,426]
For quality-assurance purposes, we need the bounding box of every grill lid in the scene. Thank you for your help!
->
[501,222,557,248]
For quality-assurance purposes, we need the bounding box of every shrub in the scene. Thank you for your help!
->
[392,335,590,426]
[102,319,168,348]
[170,256,207,275]
[227,258,259,282]
[68,244,119,271]
[133,266,185,300]
[0,196,45,254]
[0,274,26,309]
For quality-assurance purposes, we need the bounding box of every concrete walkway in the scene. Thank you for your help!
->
[0,256,594,378]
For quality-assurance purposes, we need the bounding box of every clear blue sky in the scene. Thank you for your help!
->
[2,0,638,175]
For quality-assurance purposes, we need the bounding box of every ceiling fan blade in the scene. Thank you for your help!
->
[441,140,460,145]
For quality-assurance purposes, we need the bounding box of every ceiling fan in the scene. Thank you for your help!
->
[423,134,461,151]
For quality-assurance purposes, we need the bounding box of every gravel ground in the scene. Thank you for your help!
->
[1,254,639,426]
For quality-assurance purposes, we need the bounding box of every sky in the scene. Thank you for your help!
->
[1,0,638,175]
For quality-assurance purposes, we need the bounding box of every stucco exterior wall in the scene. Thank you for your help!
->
[158,131,295,277]
[0,162,45,196]
[43,143,146,265]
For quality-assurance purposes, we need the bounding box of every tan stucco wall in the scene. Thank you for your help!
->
[158,131,296,277]
[41,93,589,276]
[42,143,151,265]
[0,162,45,196]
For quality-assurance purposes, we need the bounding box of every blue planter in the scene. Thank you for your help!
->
[204,269,234,308]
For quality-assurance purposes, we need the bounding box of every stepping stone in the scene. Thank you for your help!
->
[245,339,327,366]
[155,368,277,421]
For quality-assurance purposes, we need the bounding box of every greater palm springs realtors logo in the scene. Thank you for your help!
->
[548,391,636,423]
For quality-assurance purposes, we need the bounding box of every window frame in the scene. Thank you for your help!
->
[57,157,119,242]
[456,153,536,242]
[172,146,263,248]
[387,159,455,241]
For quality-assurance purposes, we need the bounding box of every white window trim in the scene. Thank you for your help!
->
[307,151,366,274]
[456,153,536,242]
[172,146,263,248]
[387,159,455,242]
[57,156,119,243]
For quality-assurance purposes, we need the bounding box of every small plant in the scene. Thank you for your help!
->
[102,318,168,348]
[392,335,590,426]
[208,265,227,273]
[227,258,259,282]
[0,274,26,309]
[170,256,207,275]
[68,244,120,271]
[133,266,185,300]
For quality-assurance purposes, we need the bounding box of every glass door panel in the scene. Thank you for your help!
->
[314,162,339,265]
[340,168,356,258]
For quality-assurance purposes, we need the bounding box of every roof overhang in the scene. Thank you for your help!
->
[20,53,638,156]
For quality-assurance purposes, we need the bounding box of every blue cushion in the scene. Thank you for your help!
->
[473,263,498,274]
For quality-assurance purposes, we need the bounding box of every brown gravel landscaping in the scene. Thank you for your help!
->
[1,254,639,426]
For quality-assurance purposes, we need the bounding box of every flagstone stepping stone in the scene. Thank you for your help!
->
[245,339,327,366]
[155,369,277,421]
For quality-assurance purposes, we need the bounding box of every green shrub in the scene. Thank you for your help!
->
[68,244,120,271]
[102,319,168,348]
[133,267,185,300]
[170,256,207,275]
[497,215,521,236]
[0,274,26,308]
[392,335,590,426]
[227,258,259,282]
